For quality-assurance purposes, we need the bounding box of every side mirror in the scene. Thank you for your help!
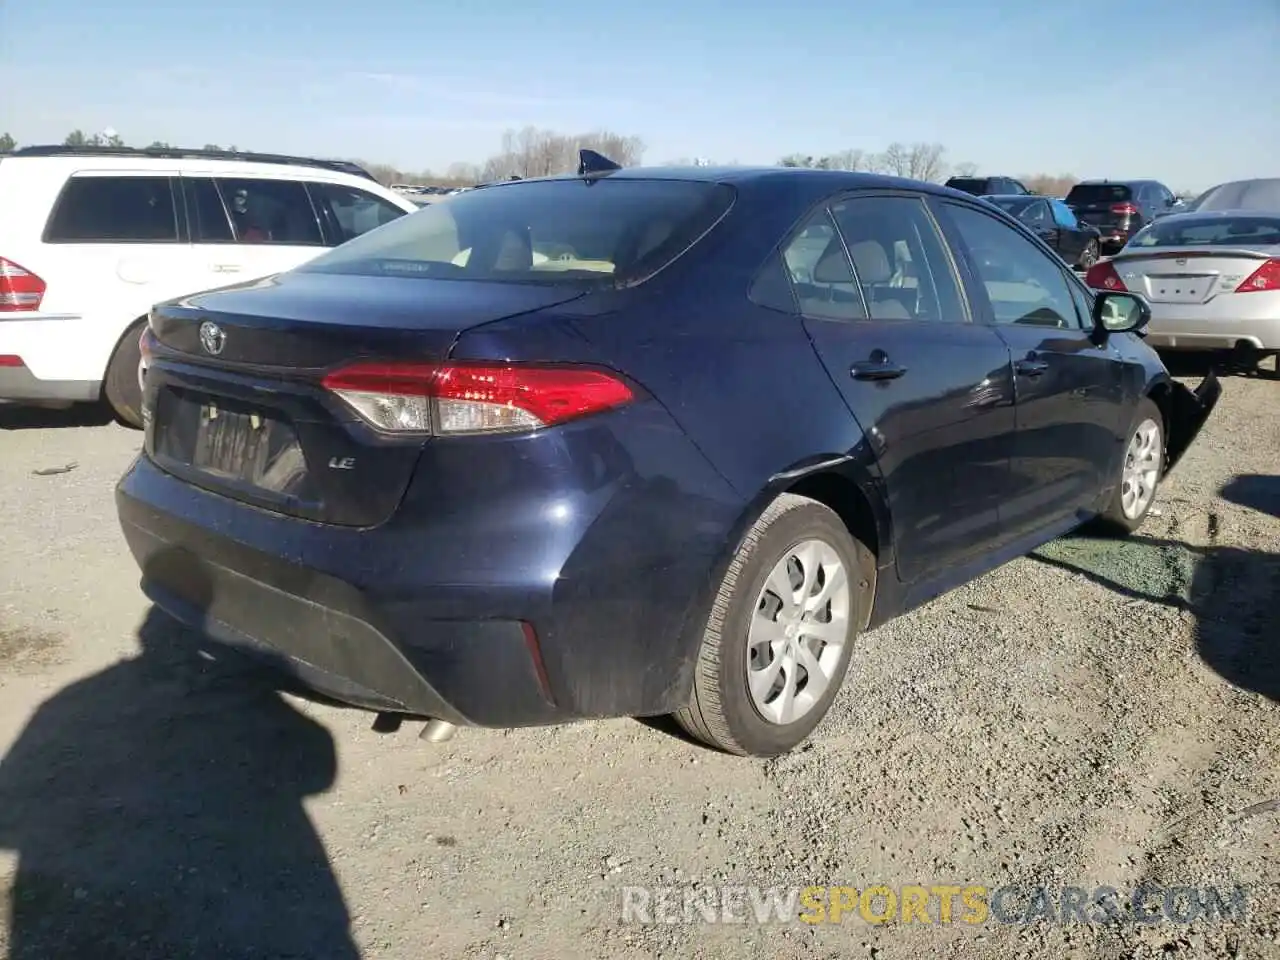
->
[1092,290,1150,337]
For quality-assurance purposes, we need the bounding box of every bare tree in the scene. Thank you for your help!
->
[875,143,909,176]
[480,126,645,182]
[951,161,979,178]
[822,149,868,172]
[445,161,482,184]
[908,143,947,182]
[871,142,948,182]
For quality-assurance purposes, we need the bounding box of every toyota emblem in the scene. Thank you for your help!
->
[199,321,226,356]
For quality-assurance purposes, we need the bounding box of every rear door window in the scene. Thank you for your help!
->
[183,177,235,243]
[214,178,324,246]
[44,175,180,243]
[778,211,866,321]
[829,195,966,323]
[308,182,409,245]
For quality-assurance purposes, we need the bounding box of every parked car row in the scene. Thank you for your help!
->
[948,174,1186,272]
[1081,177,1280,376]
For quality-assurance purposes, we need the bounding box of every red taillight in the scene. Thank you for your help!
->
[1234,258,1280,293]
[0,355,25,367]
[0,257,45,312]
[1110,202,1139,216]
[321,361,635,435]
[1084,261,1128,291]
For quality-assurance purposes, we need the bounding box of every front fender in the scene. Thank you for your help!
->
[1165,371,1222,474]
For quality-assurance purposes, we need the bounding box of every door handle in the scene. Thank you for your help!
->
[1014,357,1049,377]
[851,352,907,381]
[211,263,242,274]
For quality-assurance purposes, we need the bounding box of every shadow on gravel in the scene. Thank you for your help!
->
[0,606,358,960]
[1220,474,1280,520]
[0,401,116,431]
[1032,523,1280,705]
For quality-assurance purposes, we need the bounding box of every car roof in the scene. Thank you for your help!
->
[1072,179,1161,187]
[2,144,380,184]
[983,193,1042,199]
[473,164,985,203]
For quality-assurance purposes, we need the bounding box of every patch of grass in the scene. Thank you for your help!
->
[1034,536,1197,605]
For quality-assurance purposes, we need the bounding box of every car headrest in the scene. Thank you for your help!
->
[848,240,892,284]
[812,239,855,283]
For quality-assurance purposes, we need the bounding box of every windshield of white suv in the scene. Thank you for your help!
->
[297,177,735,287]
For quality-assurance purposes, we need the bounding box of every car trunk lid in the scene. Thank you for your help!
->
[1109,246,1280,304]
[143,272,587,527]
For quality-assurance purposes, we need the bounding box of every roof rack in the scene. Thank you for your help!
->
[10,145,378,182]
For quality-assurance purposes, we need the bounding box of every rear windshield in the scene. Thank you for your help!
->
[1065,184,1133,205]
[946,178,988,195]
[1130,215,1280,248]
[297,177,736,287]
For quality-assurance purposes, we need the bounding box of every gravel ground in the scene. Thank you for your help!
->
[0,368,1276,960]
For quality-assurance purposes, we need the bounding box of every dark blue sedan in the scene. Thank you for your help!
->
[116,163,1220,757]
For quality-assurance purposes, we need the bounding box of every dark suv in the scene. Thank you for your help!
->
[944,175,1031,197]
[1064,180,1179,254]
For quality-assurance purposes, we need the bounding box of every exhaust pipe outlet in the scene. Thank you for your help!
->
[420,718,457,743]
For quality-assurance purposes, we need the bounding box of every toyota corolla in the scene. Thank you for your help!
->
[116,160,1219,757]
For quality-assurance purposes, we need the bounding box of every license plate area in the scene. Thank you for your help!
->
[153,388,313,498]
[1145,273,1215,303]
[194,401,271,479]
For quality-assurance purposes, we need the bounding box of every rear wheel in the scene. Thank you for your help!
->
[103,319,146,429]
[673,494,861,757]
[1095,398,1164,535]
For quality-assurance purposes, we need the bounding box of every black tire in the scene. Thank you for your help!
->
[673,493,863,757]
[1077,240,1100,270]
[103,319,146,429]
[1094,398,1165,536]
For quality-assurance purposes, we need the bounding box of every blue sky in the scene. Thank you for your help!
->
[1,0,1275,191]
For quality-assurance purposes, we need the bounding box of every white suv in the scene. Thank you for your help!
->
[0,146,419,426]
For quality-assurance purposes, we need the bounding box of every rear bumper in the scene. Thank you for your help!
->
[1145,315,1280,352]
[0,364,100,402]
[117,483,568,726]
[115,409,743,726]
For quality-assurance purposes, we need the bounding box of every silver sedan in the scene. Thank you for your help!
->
[1084,210,1280,372]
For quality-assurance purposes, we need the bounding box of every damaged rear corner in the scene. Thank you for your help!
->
[1164,370,1222,474]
